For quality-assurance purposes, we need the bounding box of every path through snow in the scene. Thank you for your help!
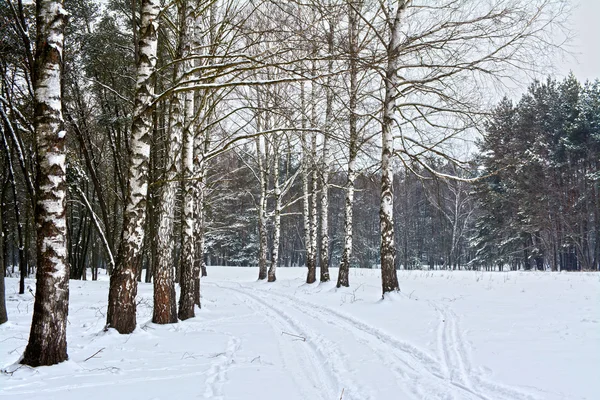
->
[1,268,598,400]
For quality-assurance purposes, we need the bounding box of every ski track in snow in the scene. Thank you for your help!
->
[3,272,595,400]
[214,282,541,400]
[434,304,539,400]
[226,286,364,400]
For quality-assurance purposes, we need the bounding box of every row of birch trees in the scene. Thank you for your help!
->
[0,0,569,366]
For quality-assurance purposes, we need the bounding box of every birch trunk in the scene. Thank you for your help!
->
[320,17,334,283]
[255,89,269,281]
[178,123,196,319]
[309,142,318,282]
[192,1,210,300]
[152,6,185,324]
[319,133,331,281]
[380,1,409,295]
[268,144,281,282]
[256,134,269,280]
[309,63,319,283]
[107,0,160,333]
[192,118,206,305]
[338,1,360,288]
[301,82,316,283]
[193,125,209,294]
[178,0,197,320]
[193,161,206,304]
[21,0,69,366]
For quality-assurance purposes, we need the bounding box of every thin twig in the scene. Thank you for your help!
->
[281,331,306,341]
[83,347,105,362]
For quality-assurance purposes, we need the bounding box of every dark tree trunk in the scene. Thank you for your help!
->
[0,186,7,324]
[1,127,27,294]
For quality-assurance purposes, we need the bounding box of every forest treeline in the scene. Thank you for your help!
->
[200,75,600,273]
[0,0,596,366]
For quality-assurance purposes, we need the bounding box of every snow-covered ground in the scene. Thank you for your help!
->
[1,268,598,400]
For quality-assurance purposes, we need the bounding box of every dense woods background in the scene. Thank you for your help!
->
[1,1,598,291]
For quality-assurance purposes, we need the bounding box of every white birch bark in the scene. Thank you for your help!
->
[309,62,319,283]
[268,142,281,282]
[179,0,197,320]
[192,0,212,300]
[256,131,269,280]
[319,15,335,283]
[21,0,69,366]
[338,0,361,288]
[300,81,316,283]
[152,3,186,324]
[380,1,410,295]
[107,0,160,333]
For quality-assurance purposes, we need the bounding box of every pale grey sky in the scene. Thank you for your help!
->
[557,0,600,82]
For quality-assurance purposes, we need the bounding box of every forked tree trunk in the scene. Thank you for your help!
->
[338,1,361,288]
[21,0,69,366]
[380,1,409,295]
[179,0,197,320]
[107,0,160,334]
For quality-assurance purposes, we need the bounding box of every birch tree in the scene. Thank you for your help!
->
[308,63,320,284]
[300,81,317,283]
[378,0,408,294]
[152,1,186,325]
[369,0,568,294]
[318,5,338,283]
[268,137,282,282]
[107,0,161,333]
[21,0,69,366]
[178,0,198,319]
[337,0,362,288]
[255,120,269,280]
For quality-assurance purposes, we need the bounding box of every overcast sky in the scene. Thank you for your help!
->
[556,0,600,82]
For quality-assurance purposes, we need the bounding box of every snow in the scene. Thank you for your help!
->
[1,268,598,400]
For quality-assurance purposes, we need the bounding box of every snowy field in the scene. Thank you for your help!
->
[1,268,598,400]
